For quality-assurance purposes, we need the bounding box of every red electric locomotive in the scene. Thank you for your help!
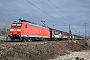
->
[8,19,50,41]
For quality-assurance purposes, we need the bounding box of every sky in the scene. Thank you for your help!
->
[0,0,90,37]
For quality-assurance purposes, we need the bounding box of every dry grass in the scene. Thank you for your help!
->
[0,40,89,60]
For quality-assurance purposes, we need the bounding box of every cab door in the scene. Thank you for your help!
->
[24,24,29,37]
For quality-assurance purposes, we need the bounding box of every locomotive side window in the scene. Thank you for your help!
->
[25,24,27,28]
[11,24,17,27]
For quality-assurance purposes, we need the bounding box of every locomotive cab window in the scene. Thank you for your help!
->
[17,24,22,27]
[11,24,17,27]
[11,23,22,28]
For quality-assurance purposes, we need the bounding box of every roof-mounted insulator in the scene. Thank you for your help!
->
[18,19,37,24]
[18,19,29,22]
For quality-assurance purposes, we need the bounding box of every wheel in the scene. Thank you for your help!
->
[28,38,33,42]
[10,38,15,41]
[23,39,26,42]
[21,37,27,42]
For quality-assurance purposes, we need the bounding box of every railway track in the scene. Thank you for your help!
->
[0,39,50,46]
[0,39,86,46]
[0,39,69,46]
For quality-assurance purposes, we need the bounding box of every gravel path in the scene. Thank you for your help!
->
[50,50,90,60]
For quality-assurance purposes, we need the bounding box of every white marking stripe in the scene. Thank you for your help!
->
[22,34,50,38]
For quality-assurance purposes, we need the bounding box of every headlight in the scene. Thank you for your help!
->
[10,29,14,31]
[17,29,21,31]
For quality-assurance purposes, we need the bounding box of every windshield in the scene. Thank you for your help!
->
[11,23,22,28]
[11,24,17,27]
[17,24,22,27]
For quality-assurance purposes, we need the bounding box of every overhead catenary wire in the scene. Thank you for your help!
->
[38,0,75,31]
[38,0,73,31]
[26,0,56,20]
[26,0,66,24]
[38,0,54,12]
[42,0,72,23]
[48,0,76,24]
[47,0,85,34]
[42,0,56,12]
[26,0,75,33]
